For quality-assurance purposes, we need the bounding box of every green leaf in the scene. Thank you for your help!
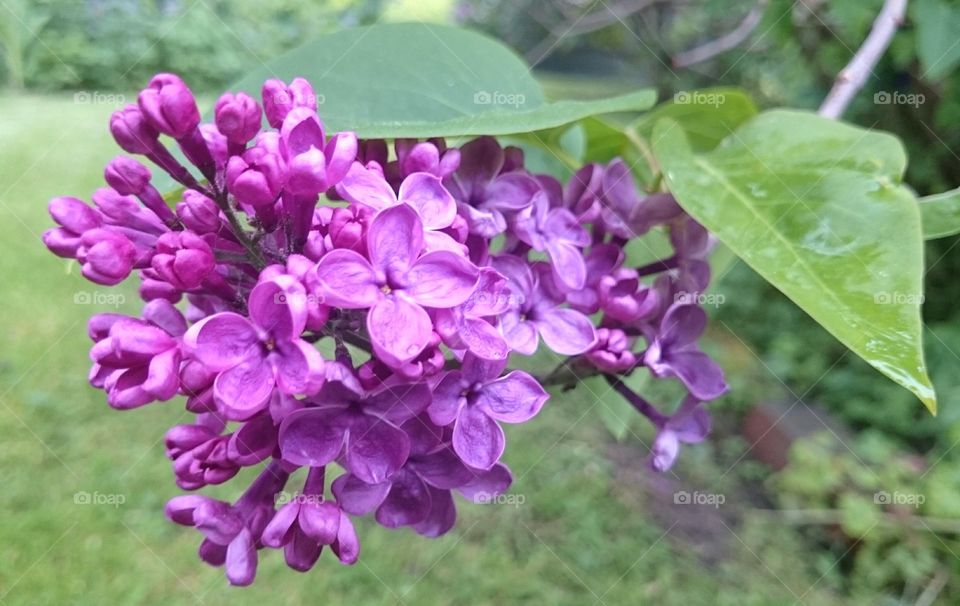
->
[919,187,960,239]
[652,111,936,413]
[913,0,960,81]
[226,23,655,139]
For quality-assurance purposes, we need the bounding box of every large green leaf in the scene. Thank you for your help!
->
[919,187,960,240]
[652,111,936,413]
[226,23,655,139]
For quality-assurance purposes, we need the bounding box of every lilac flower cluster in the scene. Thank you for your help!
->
[44,73,727,585]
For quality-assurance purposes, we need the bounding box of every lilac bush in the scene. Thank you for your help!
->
[43,73,727,585]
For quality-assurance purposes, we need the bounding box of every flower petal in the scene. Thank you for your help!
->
[184,313,259,372]
[412,487,457,538]
[213,356,274,420]
[344,415,410,484]
[298,501,341,544]
[248,275,308,340]
[314,249,381,309]
[659,303,707,348]
[459,317,510,361]
[545,241,586,291]
[227,413,276,466]
[273,339,325,396]
[404,251,479,308]
[279,407,348,467]
[375,468,432,528]
[537,308,596,355]
[367,296,432,367]
[331,473,391,515]
[260,501,300,548]
[399,172,457,230]
[331,511,360,564]
[501,312,539,356]
[452,405,504,470]
[335,161,397,210]
[458,463,513,503]
[225,528,257,586]
[476,370,548,423]
[367,204,422,274]
[660,350,728,401]
[428,371,467,426]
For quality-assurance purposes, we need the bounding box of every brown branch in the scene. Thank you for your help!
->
[818,0,908,120]
[671,1,768,68]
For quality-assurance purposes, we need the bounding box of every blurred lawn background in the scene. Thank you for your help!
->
[3,1,960,604]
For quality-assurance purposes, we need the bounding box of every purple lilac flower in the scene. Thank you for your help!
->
[444,136,540,238]
[185,275,325,419]
[430,353,548,469]
[278,368,430,483]
[643,303,728,401]
[492,255,596,356]
[314,204,479,366]
[649,396,711,471]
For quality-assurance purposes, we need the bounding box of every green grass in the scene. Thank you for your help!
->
[0,93,847,605]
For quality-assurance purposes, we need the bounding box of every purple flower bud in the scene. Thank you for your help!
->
[225,135,287,207]
[262,77,317,128]
[43,196,102,257]
[110,104,159,155]
[104,156,152,195]
[176,190,221,234]
[215,92,263,146]
[585,328,637,373]
[77,228,138,285]
[152,231,217,290]
[138,73,201,139]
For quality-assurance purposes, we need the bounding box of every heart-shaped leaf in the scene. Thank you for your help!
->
[652,111,936,413]
[226,23,655,139]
